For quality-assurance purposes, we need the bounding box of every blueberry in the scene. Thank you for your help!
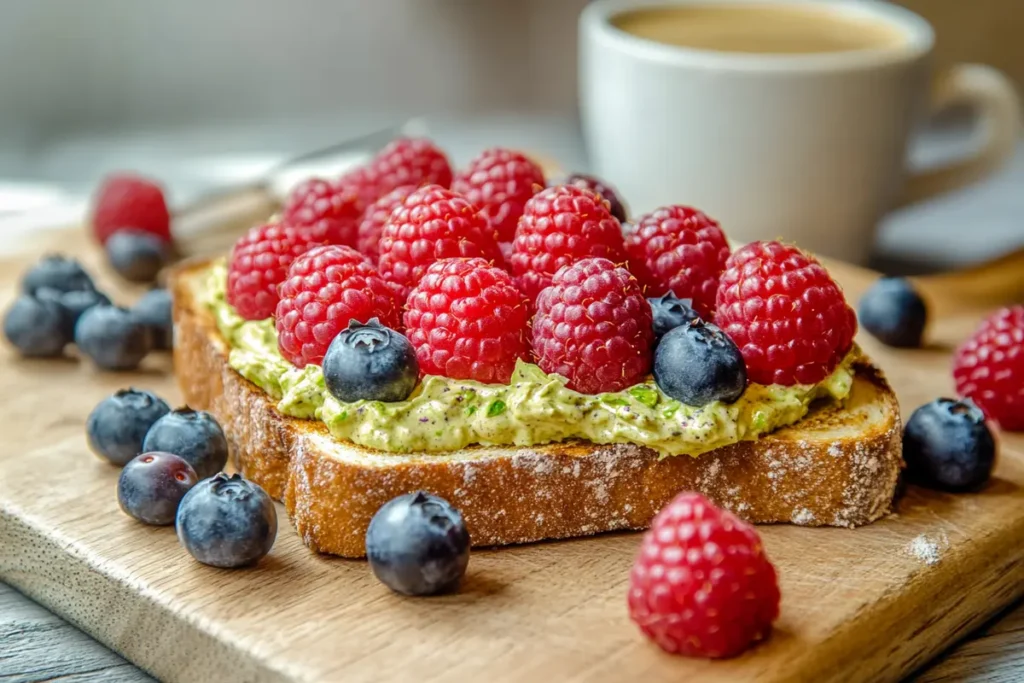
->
[142,407,228,479]
[21,254,95,295]
[323,319,418,403]
[2,294,71,357]
[176,473,277,568]
[653,319,747,406]
[118,452,198,525]
[565,173,629,222]
[858,276,928,348]
[36,286,112,338]
[366,491,470,596]
[75,304,152,370]
[106,230,169,284]
[86,388,171,466]
[131,288,173,350]
[903,398,995,492]
[648,293,700,340]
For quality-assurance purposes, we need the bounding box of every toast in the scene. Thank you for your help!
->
[171,259,903,558]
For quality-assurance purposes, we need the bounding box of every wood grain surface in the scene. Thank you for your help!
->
[0,226,1022,683]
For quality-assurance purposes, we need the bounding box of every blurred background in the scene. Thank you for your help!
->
[0,0,1021,270]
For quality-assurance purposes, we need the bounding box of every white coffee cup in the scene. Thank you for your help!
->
[579,0,1021,263]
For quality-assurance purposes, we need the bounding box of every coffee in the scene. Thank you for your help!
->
[612,4,907,55]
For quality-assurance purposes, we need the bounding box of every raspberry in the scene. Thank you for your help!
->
[275,245,402,367]
[532,257,653,393]
[369,137,453,195]
[338,165,388,209]
[451,148,544,241]
[377,185,502,297]
[624,206,730,319]
[715,241,856,386]
[282,178,364,247]
[498,241,514,271]
[953,305,1024,430]
[91,173,171,245]
[226,222,322,321]
[404,258,529,383]
[565,173,629,223]
[356,185,417,260]
[628,492,780,659]
[510,185,627,303]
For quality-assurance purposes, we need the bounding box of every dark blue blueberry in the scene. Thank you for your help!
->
[142,407,228,479]
[176,473,277,568]
[903,398,995,492]
[21,254,95,295]
[118,452,198,525]
[858,276,927,348]
[36,286,112,338]
[74,304,152,370]
[653,319,747,406]
[565,173,629,222]
[648,293,700,340]
[365,491,470,596]
[105,230,169,284]
[323,319,418,403]
[131,288,173,350]
[86,388,171,466]
[3,294,71,357]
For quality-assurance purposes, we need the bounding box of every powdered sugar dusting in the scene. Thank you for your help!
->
[907,533,947,565]
[792,508,816,525]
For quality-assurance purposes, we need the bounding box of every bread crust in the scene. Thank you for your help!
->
[171,261,903,558]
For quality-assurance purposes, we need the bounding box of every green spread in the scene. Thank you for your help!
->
[200,261,855,457]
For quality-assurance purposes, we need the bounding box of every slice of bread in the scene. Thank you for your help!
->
[171,260,903,558]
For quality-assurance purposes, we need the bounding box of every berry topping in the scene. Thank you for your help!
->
[858,276,928,348]
[117,452,198,525]
[648,293,700,341]
[105,229,169,283]
[404,258,529,383]
[628,492,780,658]
[323,319,419,403]
[953,305,1024,430]
[451,148,545,241]
[356,185,417,260]
[275,245,402,367]
[36,287,111,338]
[715,241,857,386]
[142,407,229,479]
[22,254,95,295]
[368,137,453,195]
[532,257,653,394]
[176,473,277,568]
[75,304,153,371]
[282,177,364,247]
[131,288,173,350]
[91,173,171,245]
[226,222,322,321]
[3,295,71,358]
[903,398,996,491]
[565,173,629,222]
[86,388,172,466]
[654,319,747,406]
[624,205,729,319]
[510,185,627,303]
[365,491,470,596]
[377,184,502,296]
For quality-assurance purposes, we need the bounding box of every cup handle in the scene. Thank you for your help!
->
[897,64,1022,208]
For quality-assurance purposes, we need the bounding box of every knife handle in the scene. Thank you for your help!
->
[173,184,280,258]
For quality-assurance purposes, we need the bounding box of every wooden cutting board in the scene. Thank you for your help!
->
[1,224,1022,683]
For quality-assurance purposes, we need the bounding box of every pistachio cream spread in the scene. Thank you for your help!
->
[200,261,856,457]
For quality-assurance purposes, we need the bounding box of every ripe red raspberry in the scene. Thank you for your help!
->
[954,305,1024,430]
[91,173,171,245]
[275,245,402,367]
[628,492,780,659]
[404,258,529,383]
[510,185,627,303]
[624,206,730,319]
[451,148,544,241]
[226,222,322,321]
[338,165,388,209]
[532,257,653,393]
[369,137,452,195]
[356,185,417,260]
[377,185,502,297]
[565,173,629,223]
[716,241,856,386]
[282,178,364,247]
